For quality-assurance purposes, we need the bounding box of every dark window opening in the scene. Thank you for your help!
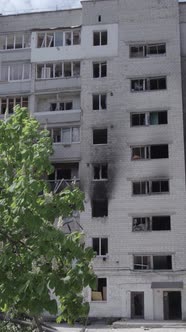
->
[150,145,169,159]
[131,113,146,126]
[151,180,169,193]
[153,256,172,270]
[93,63,100,78]
[93,129,107,144]
[93,164,108,180]
[93,32,100,46]
[93,95,99,110]
[150,111,168,125]
[92,238,108,256]
[91,278,107,301]
[133,181,148,195]
[98,15,102,22]
[93,31,107,46]
[92,199,108,217]
[101,94,107,109]
[152,216,171,231]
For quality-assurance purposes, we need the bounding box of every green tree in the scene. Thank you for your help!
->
[0,107,95,331]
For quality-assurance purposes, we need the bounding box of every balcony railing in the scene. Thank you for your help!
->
[47,178,80,193]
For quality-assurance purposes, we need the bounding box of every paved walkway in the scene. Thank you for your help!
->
[48,321,186,332]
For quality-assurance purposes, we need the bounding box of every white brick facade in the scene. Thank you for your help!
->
[1,0,186,320]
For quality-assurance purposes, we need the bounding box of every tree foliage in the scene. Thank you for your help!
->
[0,107,95,328]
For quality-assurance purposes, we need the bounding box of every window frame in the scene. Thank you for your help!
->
[93,61,107,78]
[0,32,31,51]
[1,63,31,82]
[93,164,108,181]
[0,96,29,114]
[131,144,169,160]
[132,179,169,196]
[132,216,171,232]
[133,255,172,271]
[130,111,168,127]
[91,277,107,302]
[50,127,80,144]
[93,30,108,46]
[129,43,166,58]
[92,237,108,257]
[36,61,80,80]
[92,94,107,111]
[131,77,167,92]
[37,29,81,48]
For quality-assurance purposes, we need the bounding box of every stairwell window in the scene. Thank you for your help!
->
[93,31,107,46]
[132,179,169,195]
[93,164,108,180]
[92,238,108,256]
[93,94,107,110]
[93,62,107,78]
[131,77,166,92]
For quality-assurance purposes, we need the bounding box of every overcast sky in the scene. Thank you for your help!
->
[0,0,185,15]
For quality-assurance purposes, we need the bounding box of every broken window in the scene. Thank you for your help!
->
[134,256,151,270]
[134,255,172,270]
[93,62,107,78]
[93,129,107,144]
[131,145,169,160]
[131,111,167,126]
[91,278,107,301]
[92,238,108,256]
[131,77,167,92]
[37,29,80,48]
[132,179,169,195]
[153,256,172,270]
[130,43,166,58]
[93,31,107,46]
[93,164,108,180]
[92,199,108,217]
[93,94,107,110]
[133,216,171,232]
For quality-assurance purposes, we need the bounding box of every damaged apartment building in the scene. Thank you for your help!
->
[1,0,186,321]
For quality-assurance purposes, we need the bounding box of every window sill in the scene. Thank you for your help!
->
[0,47,31,52]
[132,193,170,197]
[92,179,108,182]
[131,89,167,93]
[131,158,169,161]
[36,76,80,81]
[91,300,107,303]
[130,124,168,127]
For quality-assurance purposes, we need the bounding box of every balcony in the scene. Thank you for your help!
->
[35,109,81,125]
[35,77,81,93]
[47,162,79,192]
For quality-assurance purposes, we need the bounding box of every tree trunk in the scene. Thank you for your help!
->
[33,316,43,332]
